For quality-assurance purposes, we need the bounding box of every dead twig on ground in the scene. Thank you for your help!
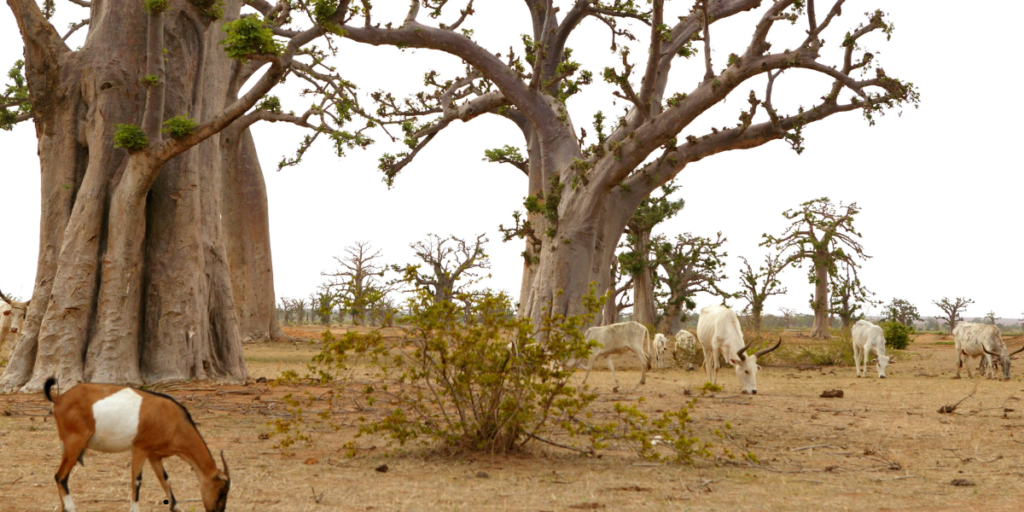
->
[938,384,977,414]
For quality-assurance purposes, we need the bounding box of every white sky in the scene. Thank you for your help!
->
[1,1,1021,322]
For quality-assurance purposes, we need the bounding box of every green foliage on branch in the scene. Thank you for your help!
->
[189,0,225,20]
[142,0,169,14]
[1,60,30,131]
[256,95,283,113]
[161,115,198,139]
[221,16,284,61]
[113,124,148,151]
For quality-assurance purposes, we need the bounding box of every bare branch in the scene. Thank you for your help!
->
[61,19,88,41]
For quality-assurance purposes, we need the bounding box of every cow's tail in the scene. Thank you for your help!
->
[43,377,58,403]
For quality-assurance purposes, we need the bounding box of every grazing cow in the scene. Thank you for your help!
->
[652,333,669,368]
[573,321,651,391]
[0,288,29,350]
[696,305,781,394]
[851,320,890,378]
[954,322,1024,380]
[674,330,701,370]
[44,378,231,512]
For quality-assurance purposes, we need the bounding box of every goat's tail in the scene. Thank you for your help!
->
[43,377,57,403]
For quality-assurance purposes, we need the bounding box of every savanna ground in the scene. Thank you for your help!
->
[3,326,1024,511]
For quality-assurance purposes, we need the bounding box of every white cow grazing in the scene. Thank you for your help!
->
[674,330,700,370]
[954,322,1023,380]
[696,305,781,394]
[651,334,669,369]
[575,321,651,391]
[0,289,29,351]
[851,320,890,378]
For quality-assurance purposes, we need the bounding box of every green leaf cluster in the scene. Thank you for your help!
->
[161,115,198,139]
[221,16,284,61]
[1,60,30,131]
[142,0,169,14]
[112,123,148,151]
[188,0,224,20]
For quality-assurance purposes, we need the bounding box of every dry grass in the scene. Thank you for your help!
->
[3,331,1024,511]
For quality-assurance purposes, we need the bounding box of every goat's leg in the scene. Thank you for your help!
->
[129,447,147,512]
[149,458,182,511]
[54,434,88,512]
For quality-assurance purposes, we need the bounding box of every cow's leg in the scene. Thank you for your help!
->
[632,344,648,389]
[129,446,147,512]
[54,434,89,512]
[853,344,861,377]
[965,352,974,379]
[149,458,181,511]
[607,357,620,390]
[580,355,597,386]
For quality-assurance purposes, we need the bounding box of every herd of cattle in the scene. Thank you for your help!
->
[577,304,1023,394]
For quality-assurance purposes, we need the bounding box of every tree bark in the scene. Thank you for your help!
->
[630,231,657,327]
[1,0,280,392]
[810,260,831,339]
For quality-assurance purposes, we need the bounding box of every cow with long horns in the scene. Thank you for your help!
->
[0,288,29,350]
[696,305,781,394]
[44,378,230,512]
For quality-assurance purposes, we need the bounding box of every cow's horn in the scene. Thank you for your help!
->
[754,337,783,358]
[983,347,1000,356]
[0,288,10,304]
[1009,345,1024,357]
[220,451,230,479]
[737,340,754,361]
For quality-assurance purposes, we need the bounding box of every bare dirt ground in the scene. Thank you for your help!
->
[3,327,1024,511]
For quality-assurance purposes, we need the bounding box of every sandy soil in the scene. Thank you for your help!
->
[3,329,1024,511]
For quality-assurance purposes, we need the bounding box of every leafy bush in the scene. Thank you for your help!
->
[880,321,913,350]
[113,123,148,151]
[161,115,198,139]
[221,16,284,61]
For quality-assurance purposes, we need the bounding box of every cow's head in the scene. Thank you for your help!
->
[652,334,668,369]
[983,345,1024,380]
[875,354,891,378]
[730,337,782,394]
[0,288,29,335]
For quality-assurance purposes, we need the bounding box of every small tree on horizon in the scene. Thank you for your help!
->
[392,234,491,306]
[985,310,997,325]
[883,298,921,327]
[779,307,798,329]
[323,242,388,326]
[652,232,734,333]
[737,253,788,333]
[762,198,869,339]
[830,263,876,332]
[933,297,974,335]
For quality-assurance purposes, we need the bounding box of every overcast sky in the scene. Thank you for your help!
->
[2,2,1021,322]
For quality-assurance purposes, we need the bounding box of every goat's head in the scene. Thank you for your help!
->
[731,337,782,394]
[202,451,231,512]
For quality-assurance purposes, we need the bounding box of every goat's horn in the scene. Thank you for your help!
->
[1009,345,1024,357]
[0,288,10,304]
[220,451,230,479]
[754,337,783,358]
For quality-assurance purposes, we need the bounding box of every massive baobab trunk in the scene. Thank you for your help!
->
[1,0,282,392]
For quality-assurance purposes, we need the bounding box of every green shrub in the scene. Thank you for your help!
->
[221,16,284,61]
[880,321,913,350]
[113,123,148,151]
[161,115,198,139]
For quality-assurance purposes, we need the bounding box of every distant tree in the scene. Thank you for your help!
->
[323,242,387,326]
[883,298,921,326]
[393,234,490,305]
[762,198,868,339]
[932,297,974,335]
[652,232,733,333]
[985,310,997,325]
[602,255,634,326]
[294,298,308,325]
[829,263,876,331]
[737,253,788,333]
[619,182,685,326]
[779,307,797,329]
[278,298,295,325]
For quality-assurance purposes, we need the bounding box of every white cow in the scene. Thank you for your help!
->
[651,334,669,368]
[0,289,29,351]
[674,330,700,370]
[851,320,890,378]
[954,322,1023,380]
[574,321,651,391]
[696,305,781,394]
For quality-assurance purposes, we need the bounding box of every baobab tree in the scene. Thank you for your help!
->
[618,182,684,326]
[347,1,916,325]
[322,242,388,326]
[601,256,633,325]
[932,297,973,335]
[393,234,491,305]
[829,262,874,331]
[762,198,868,338]
[737,253,788,332]
[883,298,921,327]
[779,307,797,329]
[0,0,392,391]
[652,232,733,333]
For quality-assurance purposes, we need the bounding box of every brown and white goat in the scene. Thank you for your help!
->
[44,377,230,512]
